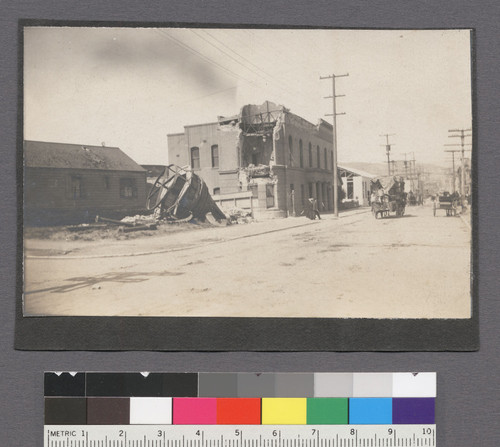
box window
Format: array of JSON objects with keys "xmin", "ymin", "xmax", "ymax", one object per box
[
  {"xmin": 308, "ymin": 182, "xmax": 313, "ymax": 199},
  {"xmin": 288, "ymin": 135, "xmax": 293, "ymax": 166},
  {"xmin": 347, "ymin": 177, "xmax": 354, "ymax": 199},
  {"xmin": 308, "ymin": 143, "xmax": 313, "ymax": 167},
  {"xmin": 317, "ymin": 145, "xmax": 321, "ymax": 168},
  {"xmin": 120, "ymin": 178, "xmax": 138, "ymax": 198},
  {"xmin": 70, "ymin": 176, "xmax": 82, "ymax": 199},
  {"xmin": 211, "ymin": 145, "xmax": 219, "ymax": 168},
  {"xmin": 266, "ymin": 184, "xmax": 275, "ymax": 208},
  {"xmin": 190, "ymin": 146, "xmax": 200, "ymax": 169},
  {"xmin": 249, "ymin": 184, "xmax": 258, "ymax": 198},
  {"xmin": 324, "ymin": 148, "xmax": 328, "ymax": 170},
  {"xmin": 301, "ymin": 184, "xmax": 305, "ymax": 206},
  {"xmin": 213, "ymin": 187, "xmax": 220, "ymax": 195},
  {"xmin": 299, "ymin": 140, "xmax": 303, "ymax": 168}
]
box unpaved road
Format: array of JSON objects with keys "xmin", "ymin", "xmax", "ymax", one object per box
[{"xmin": 23, "ymin": 205, "xmax": 471, "ymax": 318}]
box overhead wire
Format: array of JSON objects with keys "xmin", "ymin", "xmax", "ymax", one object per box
[{"xmin": 154, "ymin": 28, "xmax": 331, "ymax": 120}]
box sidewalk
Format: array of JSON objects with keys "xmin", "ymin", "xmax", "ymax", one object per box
[{"xmin": 24, "ymin": 207, "xmax": 370, "ymax": 259}]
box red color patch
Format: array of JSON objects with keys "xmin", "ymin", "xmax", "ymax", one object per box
[{"xmin": 217, "ymin": 398, "xmax": 261, "ymax": 424}]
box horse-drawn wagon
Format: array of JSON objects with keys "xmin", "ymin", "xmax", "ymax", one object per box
[
  {"xmin": 370, "ymin": 176, "xmax": 407, "ymax": 219},
  {"xmin": 433, "ymin": 192, "xmax": 460, "ymax": 217}
]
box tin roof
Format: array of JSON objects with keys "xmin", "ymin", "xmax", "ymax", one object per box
[
  {"xmin": 24, "ymin": 141, "xmax": 146, "ymax": 172},
  {"xmin": 338, "ymin": 164, "xmax": 376, "ymax": 179}
]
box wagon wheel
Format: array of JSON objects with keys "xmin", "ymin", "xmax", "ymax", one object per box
[{"xmin": 146, "ymin": 166, "xmax": 178, "ymax": 211}]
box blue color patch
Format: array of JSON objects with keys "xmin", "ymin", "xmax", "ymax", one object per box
[{"xmin": 349, "ymin": 398, "xmax": 392, "ymax": 424}]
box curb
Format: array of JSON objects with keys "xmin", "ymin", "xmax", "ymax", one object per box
[
  {"xmin": 26, "ymin": 209, "xmax": 370, "ymax": 260},
  {"xmin": 26, "ymin": 210, "xmax": 369, "ymax": 260}
]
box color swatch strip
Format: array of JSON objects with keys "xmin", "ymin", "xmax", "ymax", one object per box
[
  {"xmin": 44, "ymin": 372, "xmax": 436, "ymax": 398},
  {"xmin": 45, "ymin": 373, "xmax": 435, "ymax": 426},
  {"xmin": 45, "ymin": 397, "xmax": 435, "ymax": 425}
]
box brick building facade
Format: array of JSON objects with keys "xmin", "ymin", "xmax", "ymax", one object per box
[{"xmin": 167, "ymin": 101, "xmax": 339, "ymax": 218}]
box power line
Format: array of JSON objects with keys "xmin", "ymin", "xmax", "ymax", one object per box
[
  {"xmin": 447, "ymin": 128, "xmax": 472, "ymax": 198},
  {"xmin": 154, "ymin": 29, "xmax": 258, "ymax": 87},
  {"xmin": 167, "ymin": 29, "xmax": 317, "ymax": 117},
  {"xmin": 189, "ymin": 29, "xmax": 271, "ymax": 84}
]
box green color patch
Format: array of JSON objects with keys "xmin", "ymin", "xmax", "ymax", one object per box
[{"xmin": 306, "ymin": 398, "xmax": 348, "ymax": 424}]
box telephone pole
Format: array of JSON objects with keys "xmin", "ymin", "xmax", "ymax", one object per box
[
  {"xmin": 380, "ymin": 134, "xmax": 395, "ymax": 176},
  {"xmin": 444, "ymin": 149, "xmax": 459, "ymax": 193},
  {"xmin": 446, "ymin": 128, "xmax": 472, "ymax": 198},
  {"xmin": 320, "ymin": 72, "xmax": 349, "ymax": 218}
]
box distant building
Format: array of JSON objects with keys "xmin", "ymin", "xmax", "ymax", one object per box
[
  {"xmin": 167, "ymin": 101, "xmax": 340, "ymax": 218},
  {"xmin": 24, "ymin": 141, "xmax": 147, "ymax": 225},
  {"xmin": 337, "ymin": 164, "xmax": 375, "ymax": 207}
]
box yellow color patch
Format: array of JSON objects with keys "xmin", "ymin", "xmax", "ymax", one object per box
[{"xmin": 261, "ymin": 398, "xmax": 307, "ymax": 424}]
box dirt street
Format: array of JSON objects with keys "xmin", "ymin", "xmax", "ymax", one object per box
[{"xmin": 23, "ymin": 205, "xmax": 471, "ymax": 318}]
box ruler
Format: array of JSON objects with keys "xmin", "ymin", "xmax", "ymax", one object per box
[{"xmin": 44, "ymin": 425, "xmax": 436, "ymax": 447}]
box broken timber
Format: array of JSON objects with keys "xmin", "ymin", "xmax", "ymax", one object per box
[{"xmin": 146, "ymin": 165, "xmax": 227, "ymax": 222}]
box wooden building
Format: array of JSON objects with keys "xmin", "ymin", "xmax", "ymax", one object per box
[
  {"xmin": 337, "ymin": 164, "xmax": 376, "ymax": 207},
  {"xmin": 24, "ymin": 141, "xmax": 147, "ymax": 225}
]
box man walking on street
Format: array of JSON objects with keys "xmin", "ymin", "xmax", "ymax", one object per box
[{"xmin": 309, "ymin": 197, "xmax": 321, "ymax": 220}]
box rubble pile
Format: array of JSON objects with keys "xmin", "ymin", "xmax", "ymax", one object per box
[{"xmin": 225, "ymin": 207, "xmax": 253, "ymax": 224}]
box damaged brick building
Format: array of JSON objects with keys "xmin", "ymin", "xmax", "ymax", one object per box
[{"xmin": 167, "ymin": 101, "xmax": 339, "ymax": 218}]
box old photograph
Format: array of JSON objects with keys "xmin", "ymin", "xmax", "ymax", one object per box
[{"xmin": 22, "ymin": 26, "xmax": 473, "ymax": 319}]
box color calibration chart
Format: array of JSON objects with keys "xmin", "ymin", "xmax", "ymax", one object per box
[{"xmin": 44, "ymin": 372, "xmax": 436, "ymax": 447}]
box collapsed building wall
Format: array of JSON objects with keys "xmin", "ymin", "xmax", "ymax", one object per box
[{"xmin": 167, "ymin": 100, "xmax": 337, "ymax": 218}]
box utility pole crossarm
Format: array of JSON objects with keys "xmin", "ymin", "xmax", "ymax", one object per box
[
  {"xmin": 320, "ymin": 73, "xmax": 349, "ymax": 218},
  {"xmin": 445, "ymin": 128, "xmax": 472, "ymax": 198},
  {"xmin": 380, "ymin": 134, "xmax": 395, "ymax": 176}
]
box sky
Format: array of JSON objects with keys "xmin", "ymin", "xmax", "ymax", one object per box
[{"xmin": 24, "ymin": 27, "xmax": 472, "ymax": 166}]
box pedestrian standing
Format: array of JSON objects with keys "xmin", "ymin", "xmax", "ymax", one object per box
[{"xmin": 310, "ymin": 197, "xmax": 321, "ymax": 220}]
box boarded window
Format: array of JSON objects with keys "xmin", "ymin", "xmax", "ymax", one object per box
[
  {"xmin": 120, "ymin": 178, "xmax": 138, "ymax": 198},
  {"xmin": 317, "ymin": 145, "xmax": 321, "ymax": 168},
  {"xmin": 308, "ymin": 143, "xmax": 313, "ymax": 167},
  {"xmin": 190, "ymin": 146, "xmax": 200, "ymax": 169},
  {"xmin": 211, "ymin": 145, "xmax": 219, "ymax": 168}
]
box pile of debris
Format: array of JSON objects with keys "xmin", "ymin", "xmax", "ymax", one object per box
[
  {"xmin": 95, "ymin": 215, "xmax": 157, "ymax": 233},
  {"xmin": 225, "ymin": 207, "xmax": 253, "ymax": 225}
]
